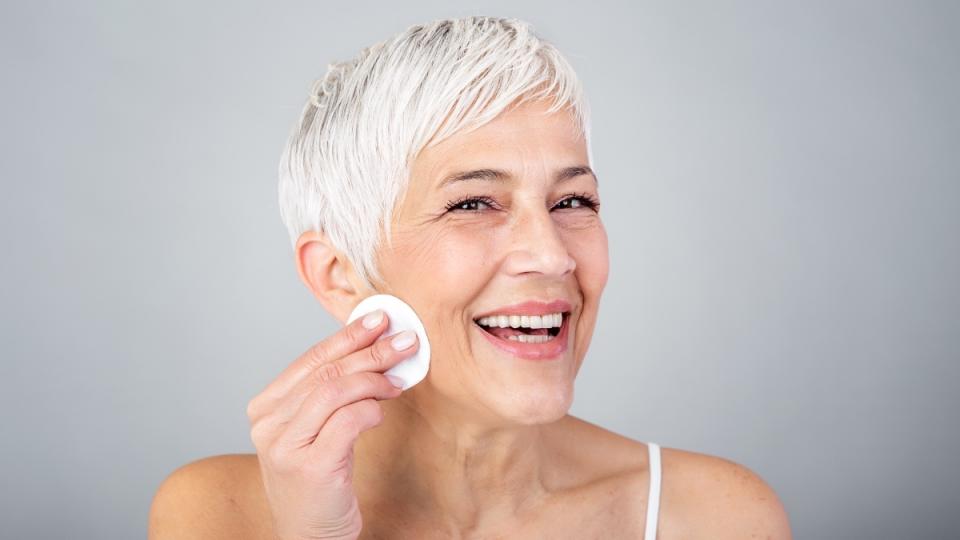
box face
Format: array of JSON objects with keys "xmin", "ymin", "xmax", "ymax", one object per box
[{"xmin": 370, "ymin": 98, "xmax": 609, "ymax": 426}]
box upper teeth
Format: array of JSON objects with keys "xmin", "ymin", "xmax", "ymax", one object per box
[{"xmin": 476, "ymin": 312, "xmax": 563, "ymax": 329}]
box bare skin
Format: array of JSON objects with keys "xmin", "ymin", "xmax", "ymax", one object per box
[{"xmin": 149, "ymin": 98, "xmax": 791, "ymax": 539}]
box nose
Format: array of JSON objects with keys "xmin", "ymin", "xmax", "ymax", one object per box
[{"xmin": 503, "ymin": 204, "xmax": 576, "ymax": 277}]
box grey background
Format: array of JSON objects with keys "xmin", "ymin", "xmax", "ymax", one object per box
[{"xmin": 2, "ymin": 1, "xmax": 957, "ymax": 539}]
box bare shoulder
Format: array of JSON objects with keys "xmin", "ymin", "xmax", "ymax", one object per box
[
  {"xmin": 557, "ymin": 417, "xmax": 791, "ymax": 539},
  {"xmin": 148, "ymin": 453, "xmax": 272, "ymax": 540},
  {"xmin": 659, "ymin": 446, "xmax": 793, "ymax": 539}
]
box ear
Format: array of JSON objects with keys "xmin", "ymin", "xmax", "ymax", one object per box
[{"xmin": 294, "ymin": 230, "xmax": 372, "ymax": 324}]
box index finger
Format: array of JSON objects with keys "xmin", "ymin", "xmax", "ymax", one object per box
[{"xmin": 260, "ymin": 310, "xmax": 388, "ymax": 401}]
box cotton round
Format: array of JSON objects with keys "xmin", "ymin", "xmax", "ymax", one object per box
[{"xmin": 346, "ymin": 294, "xmax": 431, "ymax": 391}]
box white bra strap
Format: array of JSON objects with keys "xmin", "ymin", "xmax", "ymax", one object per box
[{"xmin": 644, "ymin": 442, "xmax": 662, "ymax": 540}]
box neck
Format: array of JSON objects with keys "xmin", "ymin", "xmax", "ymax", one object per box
[{"xmin": 354, "ymin": 386, "xmax": 562, "ymax": 533}]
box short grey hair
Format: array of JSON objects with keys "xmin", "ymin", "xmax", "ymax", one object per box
[{"xmin": 278, "ymin": 15, "xmax": 592, "ymax": 290}]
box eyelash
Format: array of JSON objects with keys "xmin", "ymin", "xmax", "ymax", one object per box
[{"xmin": 444, "ymin": 193, "xmax": 600, "ymax": 213}]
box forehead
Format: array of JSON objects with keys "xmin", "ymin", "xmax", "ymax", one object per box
[{"xmin": 410, "ymin": 100, "xmax": 588, "ymax": 191}]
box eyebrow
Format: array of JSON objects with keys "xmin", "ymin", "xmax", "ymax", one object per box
[{"xmin": 437, "ymin": 165, "xmax": 598, "ymax": 189}]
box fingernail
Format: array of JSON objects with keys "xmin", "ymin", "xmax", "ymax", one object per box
[
  {"xmin": 362, "ymin": 309, "xmax": 384, "ymax": 329},
  {"xmin": 386, "ymin": 374, "xmax": 405, "ymax": 389},
  {"xmin": 391, "ymin": 330, "xmax": 416, "ymax": 350}
]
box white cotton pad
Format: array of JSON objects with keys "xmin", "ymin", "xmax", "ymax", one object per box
[{"xmin": 346, "ymin": 294, "xmax": 431, "ymax": 391}]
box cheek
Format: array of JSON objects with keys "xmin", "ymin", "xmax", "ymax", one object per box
[
  {"xmin": 567, "ymin": 224, "xmax": 608, "ymax": 367},
  {"xmin": 384, "ymin": 226, "xmax": 493, "ymax": 370},
  {"xmin": 381, "ymin": 224, "xmax": 494, "ymax": 302},
  {"xmin": 423, "ymin": 227, "xmax": 494, "ymax": 291},
  {"xmin": 565, "ymin": 221, "xmax": 610, "ymax": 294}
]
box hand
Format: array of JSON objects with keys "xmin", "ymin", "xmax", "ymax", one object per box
[{"xmin": 246, "ymin": 310, "xmax": 417, "ymax": 540}]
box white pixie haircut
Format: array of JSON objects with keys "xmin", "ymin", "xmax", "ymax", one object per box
[{"xmin": 278, "ymin": 15, "xmax": 592, "ymax": 290}]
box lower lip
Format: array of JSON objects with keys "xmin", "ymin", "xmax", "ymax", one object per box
[{"xmin": 473, "ymin": 313, "xmax": 571, "ymax": 361}]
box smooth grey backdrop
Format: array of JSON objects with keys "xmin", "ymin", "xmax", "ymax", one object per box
[{"xmin": 2, "ymin": 1, "xmax": 958, "ymax": 539}]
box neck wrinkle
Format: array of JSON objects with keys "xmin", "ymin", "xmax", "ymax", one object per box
[{"xmin": 354, "ymin": 389, "xmax": 557, "ymax": 534}]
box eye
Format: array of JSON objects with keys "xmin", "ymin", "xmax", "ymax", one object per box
[
  {"xmin": 444, "ymin": 196, "xmax": 497, "ymax": 212},
  {"xmin": 555, "ymin": 193, "xmax": 600, "ymax": 211},
  {"xmin": 444, "ymin": 193, "xmax": 601, "ymax": 214}
]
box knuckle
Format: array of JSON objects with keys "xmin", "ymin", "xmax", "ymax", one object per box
[
  {"xmin": 331, "ymin": 403, "xmax": 366, "ymax": 433},
  {"xmin": 314, "ymin": 380, "xmax": 345, "ymax": 405},
  {"xmin": 312, "ymin": 360, "xmax": 343, "ymax": 384},
  {"xmin": 345, "ymin": 320, "xmax": 366, "ymax": 342},
  {"xmin": 265, "ymin": 443, "xmax": 290, "ymax": 469},
  {"xmin": 360, "ymin": 371, "xmax": 386, "ymax": 391},
  {"xmin": 248, "ymin": 420, "xmax": 273, "ymax": 445},
  {"xmin": 368, "ymin": 340, "xmax": 393, "ymax": 369},
  {"xmin": 305, "ymin": 341, "xmax": 330, "ymax": 368},
  {"xmin": 245, "ymin": 393, "xmax": 269, "ymax": 421},
  {"xmin": 245, "ymin": 398, "xmax": 259, "ymax": 420}
]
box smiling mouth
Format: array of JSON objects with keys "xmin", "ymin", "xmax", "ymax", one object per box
[{"xmin": 473, "ymin": 312, "xmax": 568, "ymax": 343}]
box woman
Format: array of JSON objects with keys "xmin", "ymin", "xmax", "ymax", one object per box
[{"xmin": 149, "ymin": 16, "xmax": 791, "ymax": 539}]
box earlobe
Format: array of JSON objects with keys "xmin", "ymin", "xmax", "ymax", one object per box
[{"xmin": 294, "ymin": 230, "xmax": 361, "ymax": 323}]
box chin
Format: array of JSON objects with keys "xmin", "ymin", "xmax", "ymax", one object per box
[{"xmin": 495, "ymin": 382, "xmax": 574, "ymax": 426}]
